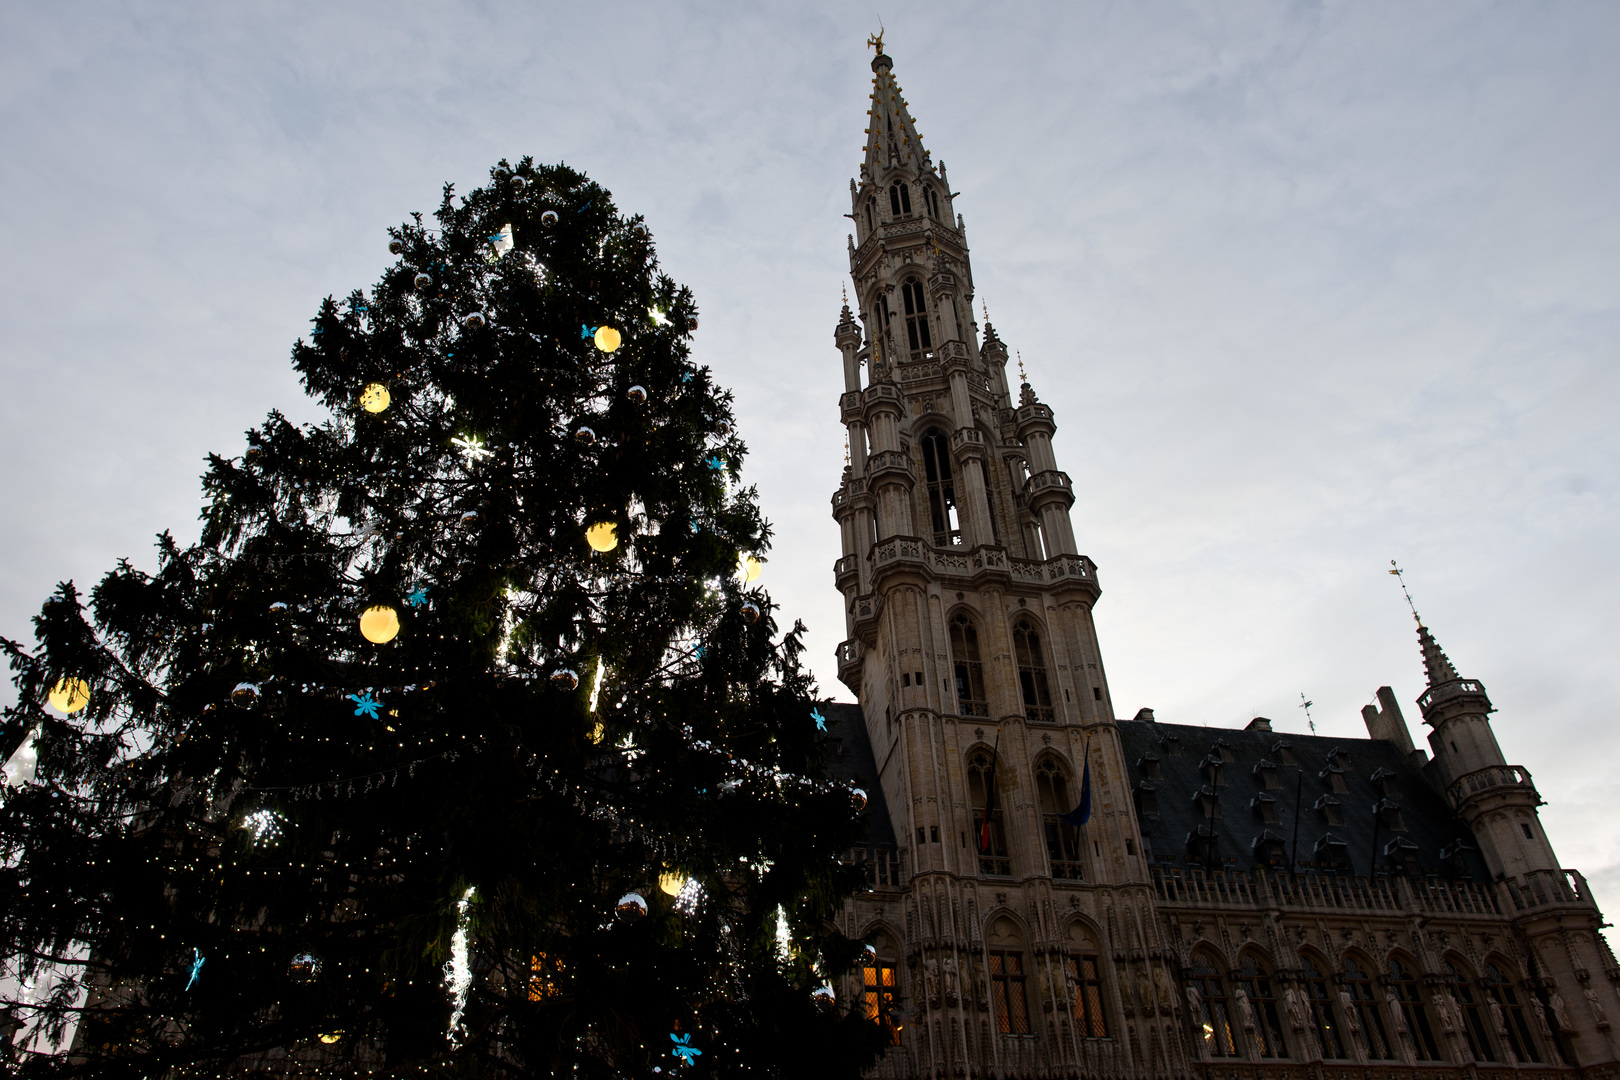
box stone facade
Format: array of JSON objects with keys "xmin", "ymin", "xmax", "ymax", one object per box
[{"xmin": 827, "ymin": 43, "xmax": 1620, "ymax": 1080}]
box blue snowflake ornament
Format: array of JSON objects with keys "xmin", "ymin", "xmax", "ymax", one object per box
[
  {"xmin": 405, "ymin": 587, "xmax": 429, "ymax": 608},
  {"xmin": 349, "ymin": 691, "xmax": 382, "ymax": 719},
  {"xmin": 812, "ymin": 707, "xmax": 827, "ymax": 732},
  {"xmin": 581, "ymin": 324, "xmax": 596, "ymax": 339},
  {"xmin": 706, "ymin": 456, "xmax": 724, "ymax": 471},
  {"xmin": 185, "ymin": 948, "xmax": 205, "ymax": 990},
  {"xmin": 670, "ymin": 1033, "xmax": 701, "ymax": 1066}
]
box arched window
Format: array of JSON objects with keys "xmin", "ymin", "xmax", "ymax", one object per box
[
  {"xmin": 967, "ymin": 749, "xmax": 1008, "ymax": 875},
  {"xmin": 1483, "ymin": 962, "xmax": 1540, "ymax": 1063},
  {"xmin": 920, "ymin": 429, "xmax": 960, "ymax": 546},
  {"xmin": 865, "ymin": 200, "xmax": 875, "ymax": 233},
  {"xmin": 989, "ymin": 950, "xmax": 1029, "ymax": 1034},
  {"xmin": 1300, "ymin": 955, "xmax": 1345, "ymax": 1059},
  {"xmin": 901, "ymin": 277, "xmax": 932, "ymax": 352},
  {"xmin": 871, "ymin": 296, "xmax": 891, "ymax": 342},
  {"xmin": 1388, "ymin": 957, "xmax": 1440, "ymax": 1061},
  {"xmin": 1235, "ymin": 955, "xmax": 1289, "ymax": 1058},
  {"xmin": 889, "ymin": 181, "xmax": 912, "ymax": 216},
  {"xmin": 1343, "ymin": 957, "xmax": 1393, "ymax": 1059},
  {"xmin": 864, "ymin": 931, "xmax": 901, "ymax": 1045},
  {"xmin": 1066, "ymin": 951, "xmax": 1107, "ymax": 1038},
  {"xmin": 1012, "ymin": 619, "xmax": 1055, "ymax": 722},
  {"xmin": 1035, "ymin": 758, "xmax": 1082, "ymax": 879},
  {"xmin": 1445, "ymin": 960, "xmax": 1496, "ymax": 1061},
  {"xmin": 1187, "ymin": 953, "xmax": 1238, "ymax": 1057},
  {"xmin": 949, "ymin": 613, "xmax": 987, "ymax": 716},
  {"xmin": 924, "ymin": 185, "xmax": 941, "ymax": 219}
]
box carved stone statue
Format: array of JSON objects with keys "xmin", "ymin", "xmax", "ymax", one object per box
[
  {"xmin": 1550, "ymin": 991, "xmax": 1573, "ymax": 1033},
  {"xmin": 1489, "ymin": 997, "xmax": 1508, "ymax": 1038},
  {"xmin": 1433, "ymin": 992, "xmax": 1459, "ymax": 1035},
  {"xmin": 1585, "ymin": 986, "xmax": 1610, "ymax": 1029},
  {"xmin": 1136, "ymin": 974, "xmax": 1154, "ymax": 1014},
  {"xmin": 1283, "ymin": 986, "xmax": 1309, "ymax": 1032},
  {"xmin": 942, "ymin": 956, "xmax": 961, "ymax": 1001},
  {"xmin": 1530, "ymin": 997, "xmax": 1552, "ymax": 1039},
  {"xmin": 1186, "ymin": 984, "xmax": 1204, "ymax": 1023},
  {"xmin": 924, "ymin": 958, "xmax": 940, "ymax": 1001},
  {"xmin": 1233, "ymin": 986, "xmax": 1257, "ymax": 1033},
  {"xmin": 1339, "ymin": 989, "xmax": 1362, "ymax": 1033},
  {"xmin": 1386, "ymin": 988, "xmax": 1410, "ymax": 1039}
]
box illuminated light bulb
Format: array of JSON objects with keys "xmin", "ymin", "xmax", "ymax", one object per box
[
  {"xmin": 736, "ymin": 555, "xmax": 762, "ymax": 583},
  {"xmin": 359, "ymin": 605, "xmax": 400, "ymax": 644},
  {"xmin": 593, "ymin": 326, "xmax": 621, "ymax": 353},
  {"xmin": 47, "ymin": 679, "xmax": 90, "ymax": 714},
  {"xmin": 359, "ymin": 383, "xmax": 391, "ymax": 413},
  {"xmin": 585, "ymin": 522, "xmax": 618, "ymax": 552}
]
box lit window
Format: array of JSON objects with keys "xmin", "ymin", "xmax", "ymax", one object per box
[
  {"xmin": 1186, "ymin": 955, "xmax": 1237, "ymax": 1057},
  {"xmin": 989, "ymin": 950, "xmax": 1029, "ymax": 1034},
  {"xmin": 1067, "ymin": 953, "xmax": 1108, "ymax": 1037}
]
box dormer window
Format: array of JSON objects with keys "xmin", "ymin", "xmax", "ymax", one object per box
[
  {"xmin": 1376, "ymin": 798, "xmax": 1407, "ymax": 832},
  {"xmin": 1384, "ymin": 836, "xmax": 1421, "ymax": 875},
  {"xmin": 1252, "ymin": 830, "xmax": 1287, "ymax": 867},
  {"xmin": 1253, "ymin": 760, "xmax": 1281, "ymax": 790},
  {"xmin": 1370, "ymin": 767, "xmax": 1398, "ymax": 798},
  {"xmin": 1270, "ymin": 740, "xmax": 1296, "ymax": 766},
  {"xmin": 1320, "ymin": 767, "xmax": 1348, "ymax": 794},
  {"xmin": 1194, "ymin": 786, "xmax": 1222, "ymax": 820},
  {"xmin": 1160, "ymin": 734, "xmax": 1182, "ymax": 758},
  {"xmin": 1137, "ymin": 754, "xmax": 1162, "ymax": 781},
  {"xmin": 889, "ymin": 181, "xmax": 912, "ymax": 216},
  {"xmin": 1210, "ymin": 740, "xmax": 1236, "ymax": 764},
  {"xmin": 1200, "ymin": 755, "xmax": 1225, "ymax": 787},
  {"xmin": 1251, "ymin": 792, "xmax": 1280, "ymax": 825},
  {"xmin": 1314, "ymin": 794, "xmax": 1344, "ymax": 827},
  {"xmin": 1134, "ymin": 781, "xmax": 1158, "ymax": 818},
  {"xmin": 1313, "ymin": 833, "xmax": 1349, "ymax": 870}
]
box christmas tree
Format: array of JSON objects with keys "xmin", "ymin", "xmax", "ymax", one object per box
[{"xmin": 0, "ymin": 161, "xmax": 885, "ymax": 1078}]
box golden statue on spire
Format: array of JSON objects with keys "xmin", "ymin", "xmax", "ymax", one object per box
[{"xmin": 867, "ymin": 28, "xmax": 885, "ymax": 54}]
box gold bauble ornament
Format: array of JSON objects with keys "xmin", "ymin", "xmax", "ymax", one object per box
[
  {"xmin": 593, "ymin": 326, "xmax": 621, "ymax": 353},
  {"xmin": 658, "ymin": 871, "xmax": 688, "ymax": 897},
  {"xmin": 359, "ymin": 383, "xmax": 391, "ymax": 413},
  {"xmin": 359, "ymin": 605, "xmax": 400, "ymax": 644},
  {"xmin": 736, "ymin": 555, "xmax": 763, "ymax": 583},
  {"xmin": 47, "ymin": 678, "xmax": 90, "ymax": 714},
  {"xmin": 585, "ymin": 522, "xmax": 619, "ymax": 552}
]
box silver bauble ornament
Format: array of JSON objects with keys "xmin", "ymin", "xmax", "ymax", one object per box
[
  {"xmin": 627, "ymin": 385, "xmax": 647, "ymax": 405},
  {"xmin": 231, "ymin": 682, "xmax": 261, "ymax": 709},
  {"xmin": 551, "ymin": 668, "xmax": 580, "ymax": 691},
  {"xmin": 616, "ymin": 892, "xmax": 648, "ymax": 922}
]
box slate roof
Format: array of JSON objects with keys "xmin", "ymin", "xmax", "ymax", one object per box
[
  {"xmin": 822, "ymin": 702, "xmax": 897, "ymax": 849},
  {"xmin": 1116, "ymin": 717, "xmax": 1491, "ymax": 882}
]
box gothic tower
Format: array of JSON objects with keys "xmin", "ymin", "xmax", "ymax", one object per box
[{"xmin": 830, "ymin": 40, "xmax": 1185, "ymax": 1076}]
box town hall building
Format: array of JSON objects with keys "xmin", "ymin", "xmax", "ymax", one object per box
[{"xmin": 826, "ymin": 38, "xmax": 1620, "ymax": 1080}]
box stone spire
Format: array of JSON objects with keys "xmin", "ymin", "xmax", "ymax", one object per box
[
  {"xmin": 1415, "ymin": 623, "xmax": 1461, "ymax": 687},
  {"xmin": 863, "ymin": 39, "xmax": 930, "ymax": 176}
]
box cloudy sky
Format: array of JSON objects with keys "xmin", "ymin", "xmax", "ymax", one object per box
[{"xmin": 3, "ymin": 2, "xmax": 1618, "ymax": 910}]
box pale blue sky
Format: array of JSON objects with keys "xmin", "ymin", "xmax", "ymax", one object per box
[{"xmin": 3, "ymin": 2, "xmax": 1618, "ymax": 908}]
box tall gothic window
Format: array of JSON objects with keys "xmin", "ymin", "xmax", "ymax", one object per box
[
  {"xmin": 1235, "ymin": 955, "xmax": 1289, "ymax": 1058},
  {"xmin": 1012, "ymin": 619, "xmax": 1055, "ymax": 722},
  {"xmin": 967, "ymin": 749, "xmax": 1009, "ymax": 875},
  {"xmin": 924, "ymin": 184, "xmax": 941, "ymax": 219},
  {"xmin": 1343, "ymin": 958, "xmax": 1393, "ymax": 1059},
  {"xmin": 1186, "ymin": 954, "xmax": 1238, "ymax": 1057},
  {"xmin": 920, "ymin": 428, "xmax": 960, "ymax": 545},
  {"xmin": 889, "ymin": 180, "xmax": 912, "ymax": 216},
  {"xmin": 864, "ymin": 956, "xmax": 901, "ymax": 1045},
  {"xmin": 1035, "ymin": 758, "xmax": 1082, "ymax": 879},
  {"xmin": 901, "ymin": 277, "xmax": 932, "ymax": 352},
  {"xmin": 988, "ymin": 950, "xmax": 1029, "ymax": 1034},
  {"xmin": 1483, "ymin": 962, "xmax": 1540, "ymax": 1063},
  {"xmin": 1447, "ymin": 960, "xmax": 1496, "ymax": 1061},
  {"xmin": 865, "ymin": 200, "xmax": 875, "ymax": 233},
  {"xmin": 1388, "ymin": 957, "xmax": 1440, "ymax": 1061},
  {"xmin": 1300, "ymin": 955, "xmax": 1345, "ymax": 1059},
  {"xmin": 949, "ymin": 613, "xmax": 987, "ymax": 716},
  {"xmin": 1066, "ymin": 953, "xmax": 1107, "ymax": 1037}
]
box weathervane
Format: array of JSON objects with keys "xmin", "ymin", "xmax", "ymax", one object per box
[
  {"xmin": 1388, "ymin": 560, "xmax": 1422, "ymax": 626},
  {"xmin": 1017, "ymin": 350, "xmax": 1027, "ymax": 383},
  {"xmin": 1298, "ymin": 692, "xmax": 1316, "ymax": 735}
]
